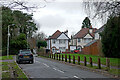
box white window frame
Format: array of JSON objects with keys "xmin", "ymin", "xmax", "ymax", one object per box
[{"xmin": 59, "ymin": 39, "xmax": 65, "ymax": 44}]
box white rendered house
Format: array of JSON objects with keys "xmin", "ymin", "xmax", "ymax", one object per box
[{"xmin": 46, "ymin": 30, "xmax": 69, "ymax": 54}]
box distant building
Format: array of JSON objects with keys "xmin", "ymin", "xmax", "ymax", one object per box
[
  {"xmin": 94, "ymin": 25, "xmax": 105, "ymax": 40},
  {"xmin": 46, "ymin": 30, "xmax": 70, "ymax": 54},
  {"xmin": 70, "ymin": 26, "xmax": 97, "ymax": 51}
]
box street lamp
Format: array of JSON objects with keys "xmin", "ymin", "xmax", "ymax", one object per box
[{"xmin": 7, "ymin": 24, "xmax": 15, "ymax": 57}]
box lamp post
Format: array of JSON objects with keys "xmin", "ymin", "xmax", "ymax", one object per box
[
  {"xmin": 7, "ymin": 25, "xmax": 10, "ymax": 57},
  {"xmin": 7, "ymin": 24, "xmax": 15, "ymax": 57}
]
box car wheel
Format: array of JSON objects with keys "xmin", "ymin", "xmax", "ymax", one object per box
[
  {"xmin": 17, "ymin": 61, "xmax": 20, "ymax": 64},
  {"xmin": 31, "ymin": 60, "xmax": 34, "ymax": 64}
]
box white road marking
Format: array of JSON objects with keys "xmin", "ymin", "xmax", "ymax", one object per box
[
  {"xmin": 42, "ymin": 63, "xmax": 49, "ymax": 67},
  {"xmin": 74, "ymin": 76, "xmax": 79, "ymax": 78},
  {"xmin": 36, "ymin": 61, "xmax": 41, "ymax": 63},
  {"xmin": 53, "ymin": 68, "xmax": 57, "ymax": 70},
  {"xmin": 53, "ymin": 68, "xmax": 64, "ymax": 73},
  {"xmin": 57, "ymin": 69, "xmax": 64, "ymax": 73}
]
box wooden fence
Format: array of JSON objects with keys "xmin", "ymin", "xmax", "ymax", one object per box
[{"xmin": 48, "ymin": 54, "xmax": 110, "ymax": 70}]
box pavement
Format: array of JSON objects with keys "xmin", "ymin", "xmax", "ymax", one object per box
[{"xmin": 17, "ymin": 56, "xmax": 119, "ymax": 79}]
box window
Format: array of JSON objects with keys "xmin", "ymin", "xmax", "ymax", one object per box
[
  {"xmin": 78, "ymin": 39, "xmax": 80, "ymax": 42},
  {"xmin": 59, "ymin": 47, "xmax": 66, "ymax": 51},
  {"xmin": 52, "ymin": 40, "xmax": 56, "ymax": 44},
  {"xmin": 59, "ymin": 40, "xmax": 65, "ymax": 44}
]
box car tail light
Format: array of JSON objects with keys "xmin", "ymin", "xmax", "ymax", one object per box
[
  {"xmin": 19, "ymin": 54, "xmax": 23, "ymax": 58},
  {"xmin": 30, "ymin": 54, "xmax": 33, "ymax": 57}
]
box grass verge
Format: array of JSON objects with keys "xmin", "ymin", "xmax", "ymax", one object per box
[
  {"xmin": 0, "ymin": 55, "xmax": 14, "ymax": 60},
  {"xmin": 59, "ymin": 53, "xmax": 120, "ymax": 67}
]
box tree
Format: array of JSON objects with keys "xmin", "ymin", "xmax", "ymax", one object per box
[
  {"xmin": 84, "ymin": 1, "xmax": 120, "ymax": 20},
  {"xmin": 82, "ymin": 17, "xmax": 91, "ymax": 28},
  {"xmin": 9, "ymin": 33, "xmax": 28, "ymax": 55},
  {"xmin": 1, "ymin": 0, "xmax": 46, "ymax": 11},
  {"xmin": 101, "ymin": 15, "xmax": 120, "ymax": 58},
  {"xmin": 2, "ymin": 6, "xmax": 38, "ymax": 55},
  {"xmin": 37, "ymin": 40, "xmax": 47, "ymax": 48}
]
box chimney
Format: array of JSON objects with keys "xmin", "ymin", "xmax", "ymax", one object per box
[
  {"xmin": 64, "ymin": 30, "xmax": 68, "ymax": 36},
  {"xmin": 89, "ymin": 26, "xmax": 93, "ymax": 33}
]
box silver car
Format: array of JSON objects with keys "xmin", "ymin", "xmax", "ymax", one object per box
[{"xmin": 16, "ymin": 49, "xmax": 34, "ymax": 64}]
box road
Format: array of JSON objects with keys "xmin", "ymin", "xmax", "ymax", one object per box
[{"xmin": 18, "ymin": 56, "xmax": 113, "ymax": 79}]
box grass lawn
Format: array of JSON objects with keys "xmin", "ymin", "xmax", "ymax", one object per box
[
  {"xmin": 0, "ymin": 55, "xmax": 14, "ymax": 60},
  {"xmin": 59, "ymin": 53, "xmax": 120, "ymax": 67}
]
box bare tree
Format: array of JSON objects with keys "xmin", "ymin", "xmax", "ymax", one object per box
[
  {"xmin": 1, "ymin": 0, "xmax": 47, "ymax": 11},
  {"xmin": 83, "ymin": 1, "xmax": 120, "ymax": 22}
]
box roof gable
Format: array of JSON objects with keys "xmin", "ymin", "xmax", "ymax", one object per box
[
  {"xmin": 49, "ymin": 30, "xmax": 61, "ymax": 39},
  {"xmin": 84, "ymin": 33, "xmax": 93, "ymax": 38},
  {"xmin": 73, "ymin": 28, "xmax": 97, "ymax": 39},
  {"xmin": 57, "ymin": 32, "xmax": 69, "ymax": 39}
]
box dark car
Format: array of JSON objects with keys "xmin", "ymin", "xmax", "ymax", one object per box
[{"xmin": 16, "ymin": 49, "xmax": 34, "ymax": 64}]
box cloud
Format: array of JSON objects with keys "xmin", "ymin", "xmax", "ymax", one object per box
[
  {"xmin": 32, "ymin": 2, "xmax": 102, "ymax": 37},
  {"xmin": 38, "ymin": 14, "xmax": 65, "ymax": 28}
]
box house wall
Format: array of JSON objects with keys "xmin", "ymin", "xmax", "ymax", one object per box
[
  {"xmin": 70, "ymin": 45, "xmax": 76, "ymax": 51},
  {"xmin": 47, "ymin": 40, "xmax": 51, "ymax": 49},
  {"xmin": 73, "ymin": 39, "xmax": 77, "ymax": 45},
  {"xmin": 95, "ymin": 33, "xmax": 99, "ymax": 40},
  {"xmin": 76, "ymin": 34, "xmax": 93, "ymax": 48}
]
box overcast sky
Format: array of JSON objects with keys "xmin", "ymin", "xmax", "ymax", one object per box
[
  {"xmin": 32, "ymin": 1, "xmax": 103, "ymax": 37},
  {"xmin": 1, "ymin": 0, "xmax": 103, "ymax": 37}
]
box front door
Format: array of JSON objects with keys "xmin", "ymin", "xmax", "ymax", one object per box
[{"xmin": 52, "ymin": 48, "xmax": 55, "ymax": 54}]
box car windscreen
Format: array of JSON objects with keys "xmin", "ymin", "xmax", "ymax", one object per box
[{"xmin": 20, "ymin": 50, "xmax": 31, "ymax": 54}]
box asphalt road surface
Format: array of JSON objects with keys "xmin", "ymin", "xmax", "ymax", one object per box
[{"xmin": 18, "ymin": 56, "xmax": 116, "ymax": 80}]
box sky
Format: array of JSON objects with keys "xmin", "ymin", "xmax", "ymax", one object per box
[
  {"xmin": 32, "ymin": 1, "xmax": 103, "ymax": 37},
  {"xmin": 1, "ymin": 0, "xmax": 103, "ymax": 38}
]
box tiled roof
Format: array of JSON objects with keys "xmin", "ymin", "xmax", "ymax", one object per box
[
  {"xmin": 49, "ymin": 30, "xmax": 62, "ymax": 39},
  {"xmin": 95, "ymin": 25, "xmax": 105, "ymax": 33},
  {"xmin": 73, "ymin": 28, "xmax": 97, "ymax": 39}
]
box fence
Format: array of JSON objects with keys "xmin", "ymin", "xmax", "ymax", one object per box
[{"xmin": 48, "ymin": 54, "xmax": 110, "ymax": 70}]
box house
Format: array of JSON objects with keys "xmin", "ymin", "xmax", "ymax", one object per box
[
  {"xmin": 94, "ymin": 25, "xmax": 105, "ymax": 40},
  {"xmin": 70, "ymin": 26, "xmax": 97, "ymax": 50},
  {"xmin": 82, "ymin": 39, "xmax": 100, "ymax": 55},
  {"xmin": 82, "ymin": 25, "xmax": 105, "ymax": 56},
  {"xmin": 46, "ymin": 30, "xmax": 70, "ymax": 54}
]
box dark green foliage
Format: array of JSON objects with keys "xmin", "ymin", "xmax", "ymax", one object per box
[
  {"xmin": 101, "ymin": 16, "xmax": 120, "ymax": 58},
  {"xmin": 37, "ymin": 40, "xmax": 47, "ymax": 48},
  {"xmin": 9, "ymin": 33, "xmax": 28, "ymax": 55},
  {"xmin": 82, "ymin": 17, "xmax": 91, "ymax": 28},
  {"xmin": 2, "ymin": 6, "xmax": 37, "ymax": 55}
]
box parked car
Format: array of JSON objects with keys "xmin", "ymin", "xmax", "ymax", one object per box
[
  {"xmin": 74, "ymin": 49, "xmax": 79, "ymax": 53},
  {"xmin": 16, "ymin": 49, "xmax": 34, "ymax": 64}
]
